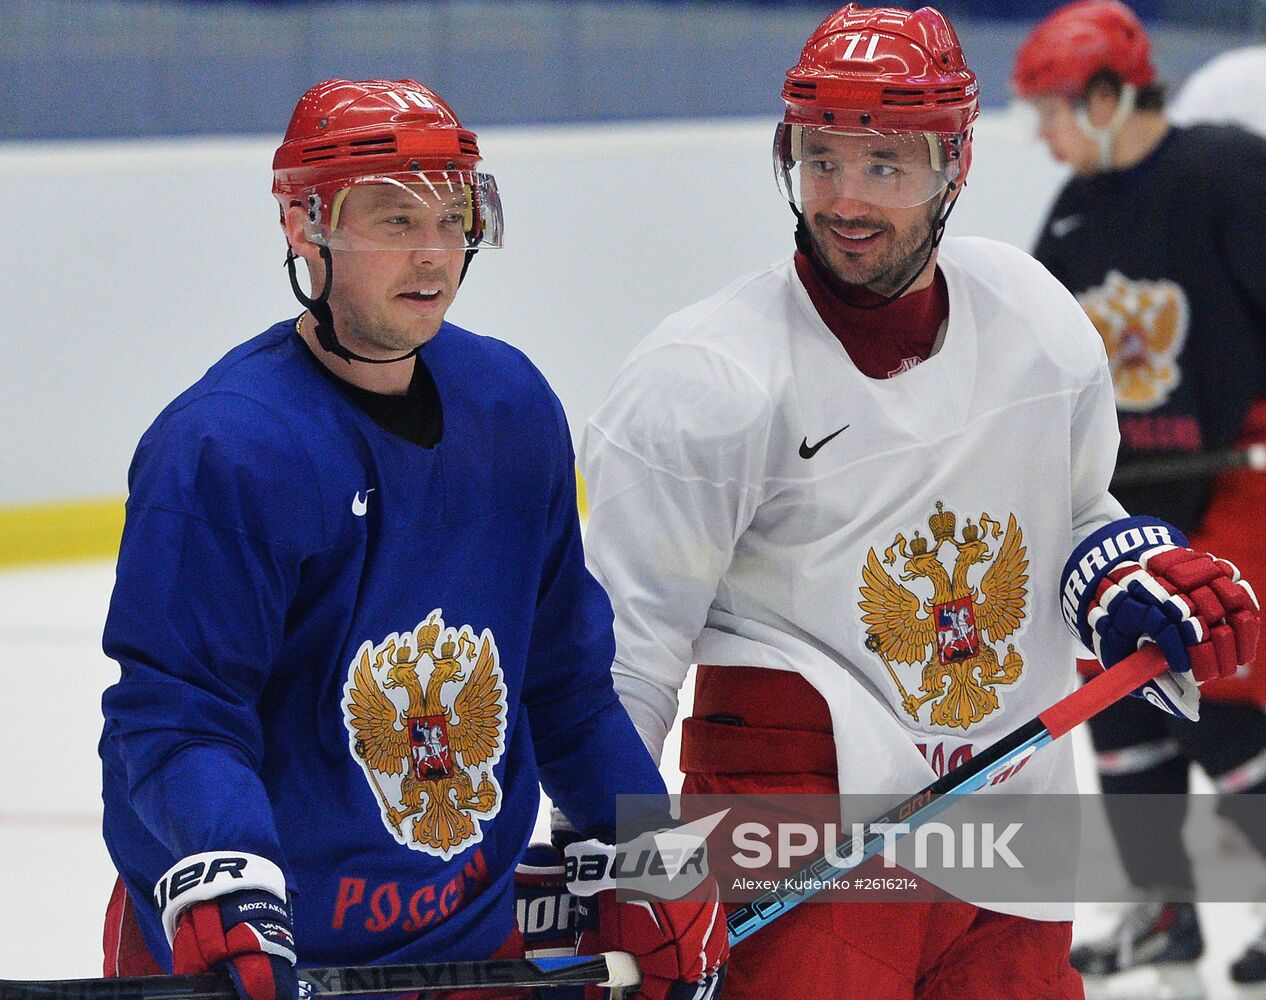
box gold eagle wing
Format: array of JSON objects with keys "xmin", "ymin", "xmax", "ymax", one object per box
[
  {"xmin": 449, "ymin": 634, "xmax": 506, "ymax": 769},
  {"xmin": 859, "ymin": 549, "xmax": 936, "ymax": 663},
  {"xmin": 345, "ymin": 648, "xmax": 410, "ymax": 775},
  {"xmin": 975, "ymin": 514, "xmax": 1029, "ymax": 645},
  {"xmin": 1143, "ymin": 285, "xmax": 1183, "ymax": 356}
]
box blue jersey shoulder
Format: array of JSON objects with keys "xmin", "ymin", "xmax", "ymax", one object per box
[
  {"xmin": 127, "ymin": 321, "xmax": 331, "ymax": 551},
  {"xmin": 424, "ymin": 321, "xmax": 571, "ymax": 442}
]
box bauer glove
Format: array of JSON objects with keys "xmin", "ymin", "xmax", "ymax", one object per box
[
  {"xmin": 155, "ymin": 852, "xmax": 299, "ymax": 1000},
  {"xmin": 565, "ymin": 836, "xmax": 727, "ymax": 1000}
]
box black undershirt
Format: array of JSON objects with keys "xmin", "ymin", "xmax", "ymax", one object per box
[{"xmin": 298, "ymin": 327, "xmax": 443, "ymax": 448}]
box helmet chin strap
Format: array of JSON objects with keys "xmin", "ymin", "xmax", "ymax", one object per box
[
  {"xmin": 284, "ymin": 244, "xmax": 479, "ymax": 365},
  {"xmin": 285, "ymin": 245, "xmax": 414, "ymax": 365},
  {"xmin": 1076, "ymin": 83, "xmax": 1137, "ymax": 170},
  {"xmin": 793, "ymin": 183, "xmax": 960, "ymax": 310}
]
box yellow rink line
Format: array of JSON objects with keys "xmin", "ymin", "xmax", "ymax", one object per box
[
  {"xmin": 1, "ymin": 470, "xmax": 590, "ymax": 569},
  {"xmin": 0, "ymin": 497, "xmax": 126, "ymax": 568}
]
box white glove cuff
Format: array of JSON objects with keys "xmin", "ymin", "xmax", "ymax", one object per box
[
  {"xmin": 564, "ymin": 839, "xmax": 620, "ymax": 897},
  {"xmin": 154, "ymin": 851, "xmax": 287, "ymax": 947}
]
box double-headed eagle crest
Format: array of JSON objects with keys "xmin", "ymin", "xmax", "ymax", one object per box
[
  {"xmin": 342, "ymin": 611, "xmax": 508, "ymax": 860},
  {"xmin": 859, "ymin": 502, "xmax": 1029, "ymax": 730},
  {"xmin": 1078, "ymin": 271, "xmax": 1189, "ymax": 413}
]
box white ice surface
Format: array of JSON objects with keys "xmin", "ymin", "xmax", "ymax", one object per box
[{"xmin": 0, "ymin": 562, "xmax": 1260, "ymax": 996}]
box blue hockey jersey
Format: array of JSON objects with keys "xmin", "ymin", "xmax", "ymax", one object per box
[{"xmin": 100, "ymin": 319, "xmax": 666, "ymax": 969}]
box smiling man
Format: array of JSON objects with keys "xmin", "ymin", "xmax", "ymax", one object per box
[
  {"xmin": 578, "ymin": 5, "xmax": 1258, "ymax": 999},
  {"xmin": 792, "ymin": 129, "xmax": 952, "ymax": 297},
  {"xmin": 97, "ymin": 79, "xmax": 726, "ymax": 1000}
]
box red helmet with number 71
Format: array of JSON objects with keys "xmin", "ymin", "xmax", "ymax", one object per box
[
  {"xmin": 776, "ymin": 4, "xmax": 979, "ymax": 214},
  {"xmin": 271, "ymin": 79, "xmax": 504, "ymax": 253}
]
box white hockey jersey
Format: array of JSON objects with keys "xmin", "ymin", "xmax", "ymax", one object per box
[{"xmin": 581, "ymin": 237, "xmax": 1128, "ymax": 918}]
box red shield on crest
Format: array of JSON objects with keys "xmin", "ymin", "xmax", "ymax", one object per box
[
  {"xmin": 409, "ymin": 714, "xmax": 454, "ymax": 779},
  {"xmin": 935, "ymin": 596, "xmax": 980, "ymax": 664}
]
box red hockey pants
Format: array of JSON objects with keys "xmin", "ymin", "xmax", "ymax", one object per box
[{"xmin": 682, "ymin": 665, "xmax": 1085, "ymax": 1000}]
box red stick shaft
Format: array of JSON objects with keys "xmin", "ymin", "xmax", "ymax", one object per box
[{"xmin": 1039, "ymin": 644, "xmax": 1168, "ymax": 740}]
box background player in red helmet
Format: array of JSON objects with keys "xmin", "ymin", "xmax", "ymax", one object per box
[
  {"xmin": 578, "ymin": 3, "xmax": 1259, "ymax": 998},
  {"xmin": 98, "ymin": 78, "xmax": 726, "ymax": 1000},
  {"xmin": 1015, "ymin": 3, "xmax": 1266, "ymax": 993}
]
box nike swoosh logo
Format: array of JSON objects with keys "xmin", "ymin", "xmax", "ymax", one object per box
[
  {"xmin": 352, "ymin": 488, "xmax": 375, "ymax": 517},
  {"xmin": 798, "ymin": 424, "xmax": 850, "ymax": 459},
  {"xmin": 1050, "ymin": 214, "xmax": 1082, "ymax": 239}
]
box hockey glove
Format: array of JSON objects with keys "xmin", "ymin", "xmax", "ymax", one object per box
[
  {"xmin": 155, "ymin": 852, "xmax": 299, "ymax": 1000},
  {"xmin": 1061, "ymin": 517, "xmax": 1260, "ymax": 720},
  {"xmin": 515, "ymin": 843, "xmax": 581, "ymax": 961},
  {"xmin": 565, "ymin": 837, "xmax": 728, "ymax": 1000}
]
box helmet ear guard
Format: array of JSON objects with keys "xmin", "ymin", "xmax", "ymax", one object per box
[{"xmin": 956, "ymin": 128, "xmax": 972, "ymax": 186}]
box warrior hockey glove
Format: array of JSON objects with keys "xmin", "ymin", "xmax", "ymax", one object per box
[
  {"xmin": 1061, "ymin": 517, "xmax": 1260, "ymax": 721},
  {"xmin": 155, "ymin": 852, "xmax": 299, "ymax": 1000},
  {"xmin": 565, "ymin": 837, "xmax": 727, "ymax": 1000}
]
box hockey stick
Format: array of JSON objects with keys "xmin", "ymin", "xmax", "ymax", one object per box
[
  {"xmin": 726, "ymin": 643, "xmax": 1168, "ymax": 944},
  {"xmin": 1110, "ymin": 443, "xmax": 1266, "ymax": 488},
  {"xmin": 0, "ymin": 953, "xmax": 641, "ymax": 1000},
  {"xmin": 0, "ymin": 649, "xmax": 1166, "ymax": 999}
]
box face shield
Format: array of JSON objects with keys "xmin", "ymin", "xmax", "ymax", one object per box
[
  {"xmin": 774, "ymin": 124, "xmax": 964, "ymax": 212},
  {"xmin": 301, "ymin": 169, "xmax": 504, "ymax": 252}
]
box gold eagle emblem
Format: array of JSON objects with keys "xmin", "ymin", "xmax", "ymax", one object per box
[
  {"xmin": 1077, "ymin": 271, "xmax": 1189, "ymax": 413},
  {"xmin": 342, "ymin": 611, "xmax": 508, "ymax": 859},
  {"xmin": 859, "ymin": 502, "xmax": 1029, "ymax": 730}
]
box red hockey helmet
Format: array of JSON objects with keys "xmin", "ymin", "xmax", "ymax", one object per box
[
  {"xmin": 783, "ymin": 4, "xmax": 979, "ymax": 135},
  {"xmin": 272, "ymin": 79, "xmax": 503, "ymax": 252},
  {"xmin": 776, "ymin": 5, "xmax": 979, "ymax": 212},
  {"xmin": 1012, "ymin": 0, "xmax": 1156, "ymax": 101}
]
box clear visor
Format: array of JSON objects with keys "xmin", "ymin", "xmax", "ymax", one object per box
[
  {"xmin": 303, "ymin": 170, "xmax": 504, "ymax": 252},
  {"xmin": 774, "ymin": 124, "xmax": 961, "ymax": 211}
]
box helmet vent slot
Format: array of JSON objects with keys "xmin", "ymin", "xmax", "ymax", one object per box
[
  {"xmin": 881, "ymin": 87, "xmax": 929, "ymax": 106},
  {"xmin": 347, "ymin": 135, "xmax": 397, "ymax": 156},
  {"xmin": 298, "ymin": 143, "xmax": 339, "ymax": 163},
  {"xmin": 880, "ymin": 86, "xmax": 968, "ymax": 107},
  {"xmin": 296, "ymin": 136, "xmax": 397, "ymax": 162}
]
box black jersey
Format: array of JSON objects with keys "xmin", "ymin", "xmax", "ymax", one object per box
[{"xmin": 1034, "ymin": 124, "xmax": 1266, "ymax": 533}]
